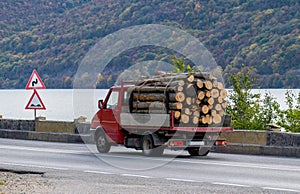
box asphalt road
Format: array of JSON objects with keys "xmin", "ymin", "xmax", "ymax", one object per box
[{"xmin": 0, "ymin": 138, "xmax": 299, "ymax": 193}]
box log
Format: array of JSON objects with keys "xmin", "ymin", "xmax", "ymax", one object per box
[
  {"xmin": 175, "ymin": 92, "xmax": 185, "ymax": 102},
  {"xmin": 132, "ymin": 86, "xmax": 169, "ymax": 93},
  {"xmin": 187, "ymin": 74, "xmax": 194, "ymax": 83},
  {"xmin": 213, "ymin": 114, "xmax": 222, "ymax": 124},
  {"xmin": 200, "ymin": 116, "xmax": 208, "ymax": 124},
  {"xmin": 133, "ymin": 93, "xmax": 165, "ymax": 101},
  {"xmin": 131, "ymin": 109, "xmax": 167, "ymax": 114},
  {"xmin": 174, "ymin": 111, "xmax": 181, "ymax": 119},
  {"xmin": 201, "ymin": 105, "xmax": 210, "ymax": 114},
  {"xmin": 137, "ymin": 75, "xmax": 187, "ymax": 85},
  {"xmin": 217, "ymin": 82, "xmax": 224, "ymax": 90},
  {"xmin": 217, "ymin": 97, "xmax": 224, "ymax": 103},
  {"xmin": 151, "ymin": 80, "xmax": 185, "ymax": 87},
  {"xmin": 211, "ymin": 89, "xmax": 220, "ymax": 98},
  {"xmin": 206, "ymin": 115, "xmax": 213, "ymax": 125},
  {"xmin": 169, "ymin": 92, "xmax": 185, "ymax": 102},
  {"xmin": 193, "ymin": 110, "xmax": 200, "ymax": 117},
  {"xmin": 218, "ymin": 109, "xmax": 225, "ymax": 117},
  {"xmin": 184, "ymin": 108, "xmax": 193, "ymax": 116},
  {"xmin": 215, "ymin": 104, "xmax": 223, "ymax": 111},
  {"xmin": 198, "ymin": 91, "xmax": 205, "ymax": 100},
  {"xmin": 196, "ymin": 79, "xmax": 204, "ymax": 89},
  {"xmin": 177, "ymin": 85, "xmax": 184, "ymax": 92},
  {"xmin": 222, "ymin": 101, "xmax": 228, "ymax": 109},
  {"xmin": 211, "ymin": 110, "xmax": 217, "ymax": 117},
  {"xmin": 192, "ymin": 116, "xmax": 199, "ymax": 125},
  {"xmin": 204, "ymin": 80, "xmax": 213, "ymax": 90},
  {"xmin": 186, "ymin": 97, "xmax": 192, "ymax": 105},
  {"xmin": 220, "ymin": 89, "xmax": 228, "ymax": 99},
  {"xmin": 177, "ymin": 79, "xmax": 185, "ymax": 86},
  {"xmin": 181, "ymin": 114, "xmax": 190, "ymax": 124},
  {"xmin": 205, "ymin": 91, "xmax": 211, "ymax": 98},
  {"xmin": 169, "ymin": 102, "xmax": 183, "ymax": 110},
  {"xmin": 186, "ymin": 97, "xmax": 197, "ymax": 106},
  {"xmin": 132, "ymin": 101, "xmax": 165, "ymax": 109},
  {"xmin": 203, "ymin": 97, "xmax": 214, "ymax": 105}
]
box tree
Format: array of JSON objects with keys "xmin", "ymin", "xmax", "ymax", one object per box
[
  {"xmin": 277, "ymin": 91, "xmax": 300, "ymax": 132},
  {"xmin": 226, "ymin": 67, "xmax": 280, "ymax": 130}
]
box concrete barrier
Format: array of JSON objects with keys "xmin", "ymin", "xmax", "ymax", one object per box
[
  {"xmin": 0, "ymin": 119, "xmax": 35, "ymax": 131},
  {"xmin": 35, "ymin": 120, "xmax": 76, "ymax": 133},
  {"xmin": 219, "ymin": 130, "xmax": 300, "ymax": 147},
  {"xmin": 213, "ymin": 130, "xmax": 300, "ymax": 157},
  {"xmin": 219, "ymin": 130, "xmax": 268, "ymax": 145},
  {"xmin": 0, "ymin": 129, "xmax": 93, "ymax": 144}
]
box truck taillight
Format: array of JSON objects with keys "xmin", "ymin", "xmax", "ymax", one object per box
[
  {"xmin": 168, "ymin": 140, "xmax": 185, "ymax": 147},
  {"xmin": 216, "ymin": 140, "xmax": 228, "ymax": 146}
]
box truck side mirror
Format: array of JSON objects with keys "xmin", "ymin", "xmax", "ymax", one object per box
[{"xmin": 98, "ymin": 99, "xmax": 104, "ymax": 109}]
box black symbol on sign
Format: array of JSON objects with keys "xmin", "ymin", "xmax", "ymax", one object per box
[
  {"xmin": 32, "ymin": 79, "xmax": 38, "ymax": 86},
  {"xmin": 30, "ymin": 104, "xmax": 41, "ymax": 107}
]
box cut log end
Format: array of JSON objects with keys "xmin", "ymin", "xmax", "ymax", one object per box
[{"xmin": 175, "ymin": 92, "xmax": 185, "ymax": 102}]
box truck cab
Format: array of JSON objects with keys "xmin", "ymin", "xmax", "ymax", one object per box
[{"xmin": 91, "ymin": 86, "xmax": 128, "ymax": 150}]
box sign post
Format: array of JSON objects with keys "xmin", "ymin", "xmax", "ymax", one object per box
[{"xmin": 25, "ymin": 69, "xmax": 46, "ymax": 120}]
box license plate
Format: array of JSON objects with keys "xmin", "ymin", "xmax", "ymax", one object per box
[{"xmin": 188, "ymin": 141, "xmax": 205, "ymax": 146}]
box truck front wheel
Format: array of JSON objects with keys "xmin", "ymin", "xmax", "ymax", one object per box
[
  {"xmin": 142, "ymin": 135, "xmax": 164, "ymax": 157},
  {"xmin": 96, "ymin": 131, "xmax": 111, "ymax": 153},
  {"xmin": 188, "ymin": 147, "xmax": 210, "ymax": 156}
]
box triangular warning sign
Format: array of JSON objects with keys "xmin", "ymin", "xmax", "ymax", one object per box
[
  {"xmin": 25, "ymin": 90, "xmax": 46, "ymax": 110},
  {"xmin": 25, "ymin": 69, "xmax": 46, "ymax": 90}
]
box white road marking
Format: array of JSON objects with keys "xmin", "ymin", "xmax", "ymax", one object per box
[
  {"xmin": 0, "ymin": 162, "xmax": 69, "ymax": 171},
  {"xmin": 84, "ymin": 170, "xmax": 114, "ymax": 175},
  {"xmin": 262, "ymin": 187, "xmax": 300, "ymax": 193},
  {"xmin": 121, "ymin": 174, "xmax": 152, "ymax": 179},
  {"xmin": 212, "ymin": 182, "xmax": 251, "ymax": 188},
  {"xmin": 165, "ymin": 178, "xmax": 200, "ymax": 183}
]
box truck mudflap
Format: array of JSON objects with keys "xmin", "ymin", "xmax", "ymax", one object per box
[{"xmin": 165, "ymin": 139, "xmax": 228, "ymax": 149}]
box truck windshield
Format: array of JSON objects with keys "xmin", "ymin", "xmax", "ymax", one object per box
[{"xmin": 106, "ymin": 91, "xmax": 119, "ymax": 109}]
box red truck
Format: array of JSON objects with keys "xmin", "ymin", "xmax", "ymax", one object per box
[{"xmin": 90, "ymin": 83, "xmax": 232, "ymax": 156}]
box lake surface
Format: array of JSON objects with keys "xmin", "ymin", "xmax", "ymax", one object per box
[{"xmin": 0, "ymin": 89, "xmax": 299, "ymax": 122}]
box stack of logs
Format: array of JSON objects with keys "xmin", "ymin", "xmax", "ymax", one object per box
[{"xmin": 128, "ymin": 72, "xmax": 228, "ymax": 126}]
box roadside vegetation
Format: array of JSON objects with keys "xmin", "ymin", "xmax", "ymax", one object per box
[{"xmin": 227, "ymin": 67, "xmax": 300, "ymax": 132}]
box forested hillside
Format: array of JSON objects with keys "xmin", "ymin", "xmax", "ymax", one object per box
[{"xmin": 0, "ymin": 0, "xmax": 299, "ymax": 88}]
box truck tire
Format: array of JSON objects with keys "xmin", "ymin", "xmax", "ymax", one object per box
[
  {"xmin": 96, "ymin": 131, "xmax": 111, "ymax": 153},
  {"xmin": 142, "ymin": 135, "xmax": 164, "ymax": 157},
  {"xmin": 188, "ymin": 147, "xmax": 210, "ymax": 156}
]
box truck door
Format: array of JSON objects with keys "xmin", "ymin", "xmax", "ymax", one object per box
[{"xmin": 101, "ymin": 90, "xmax": 120, "ymax": 143}]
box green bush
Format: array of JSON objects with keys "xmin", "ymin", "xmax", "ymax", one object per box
[
  {"xmin": 277, "ymin": 91, "xmax": 300, "ymax": 132},
  {"xmin": 226, "ymin": 67, "xmax": 300, "ymax": 132}
]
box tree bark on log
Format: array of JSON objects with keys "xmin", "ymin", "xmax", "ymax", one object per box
[{"xmin": 133, "ymin": 93, "xmax": 166, "ymax": 101}]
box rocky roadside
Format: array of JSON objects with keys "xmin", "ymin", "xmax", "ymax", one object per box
[{"xmin": 0, "ymin": 171, "xmax": 51, "ymax": 194}]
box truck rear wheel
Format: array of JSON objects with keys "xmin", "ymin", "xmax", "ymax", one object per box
[
  {"xmin": 142, "ymin": 135, "xmax": 164, "ymax": 157},
  {"xmin": 188, "ymin": 147, "xmax": 210, "ymax": 156},
  {"xmin": 96, "ymin": 131, "xmax": 111, "ymax": 153}
]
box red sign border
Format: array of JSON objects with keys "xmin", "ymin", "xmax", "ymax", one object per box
[
  {"xmin": 25, "ymin": 89, "xmax": 46, "ymax": 110},
  {"xmin": 25, "ymin": 69, "xmax": 46, "ymax": 90}
]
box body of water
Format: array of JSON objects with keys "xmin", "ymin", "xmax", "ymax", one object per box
[{"xmin": 0, "ymin": 89, "xmax": 299, "ymax": 122}]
